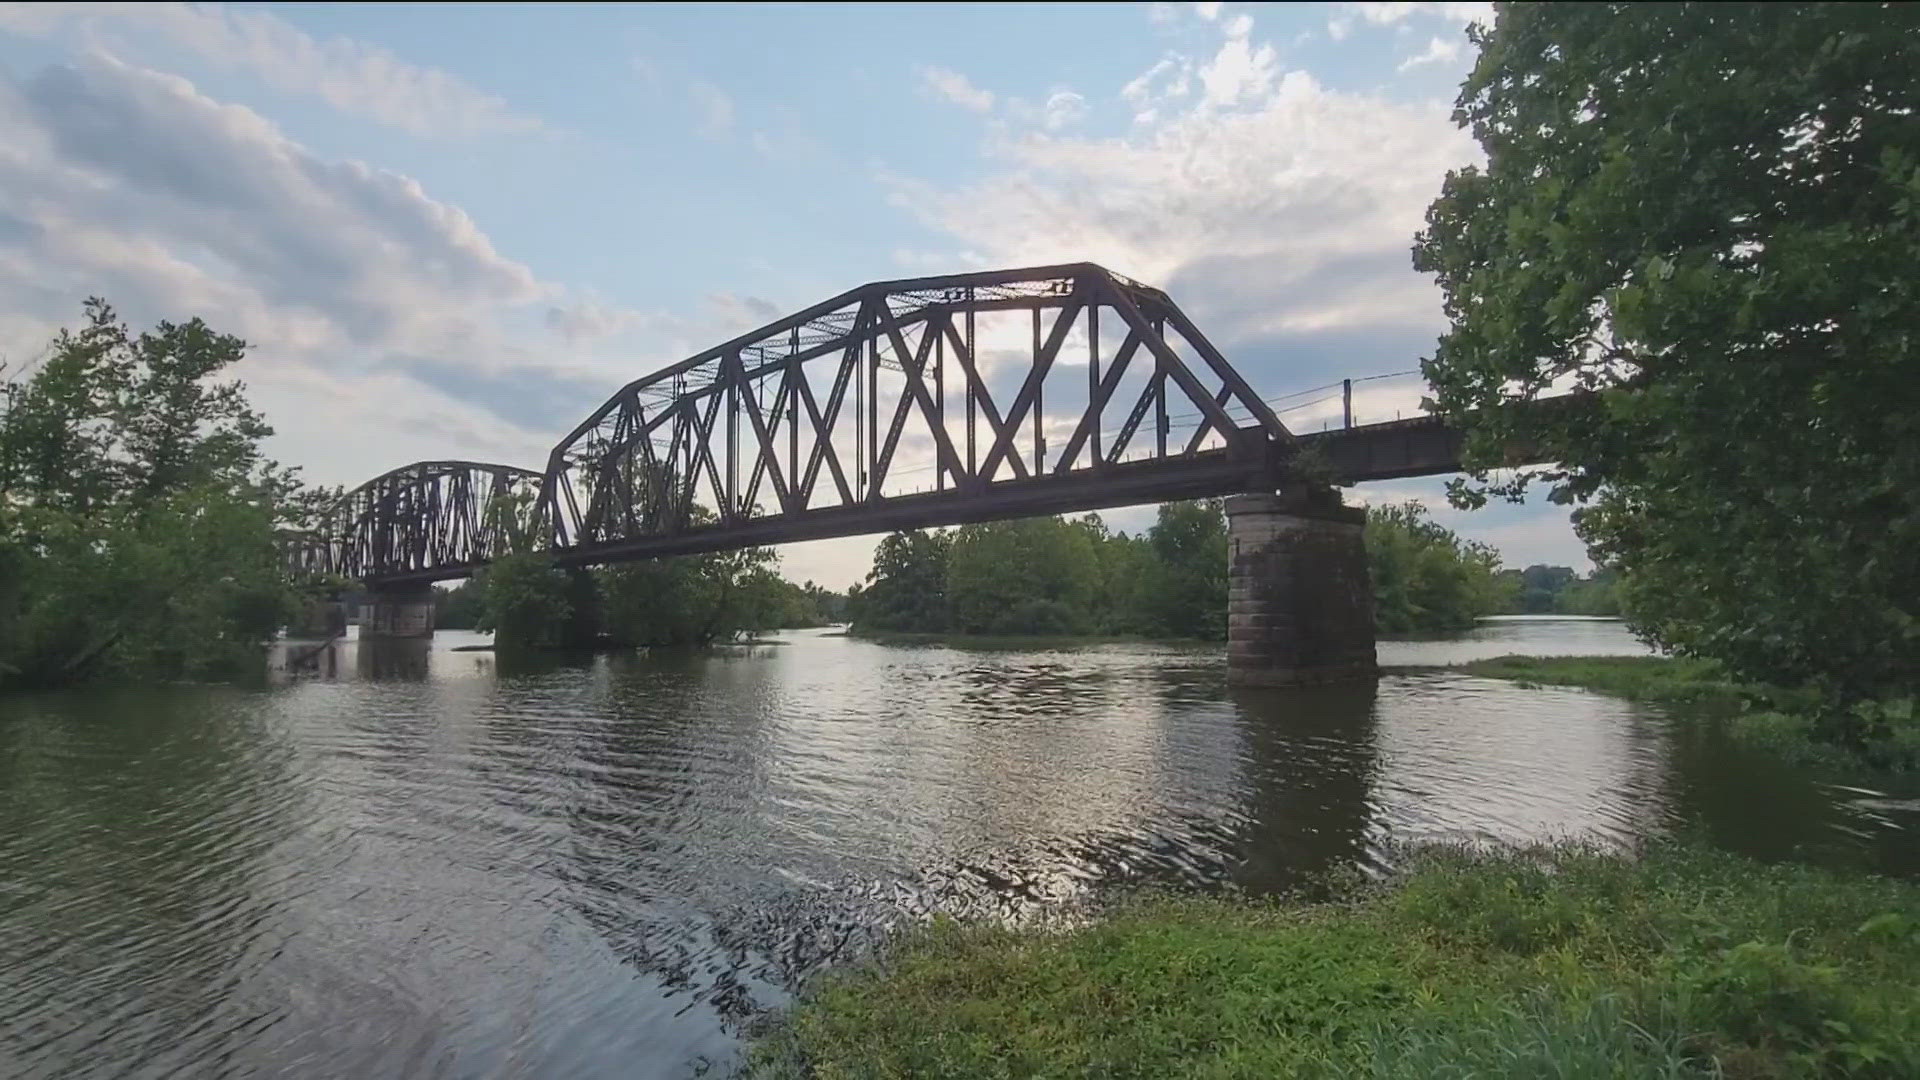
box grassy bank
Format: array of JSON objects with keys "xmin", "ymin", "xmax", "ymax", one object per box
[
  {"xmin": 750, "ymin": 845, "xmax": 1918, "ymax": 1079},
  {"xmin": 1459, "ymin": 655, "xmax": 1920, "ymax": 775}
]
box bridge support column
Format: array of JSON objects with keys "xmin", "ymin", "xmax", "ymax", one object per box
[
  {"xmin": 1225, "ymin": 490, "xmax": 1377, "ymax": 687},
  {"xmin": 289, "ymin": 598, "xmax": 346, "ymax": 640},
  {"xmin": 362, "ymin": 587, "xmax": 436, "ymax": 639}
]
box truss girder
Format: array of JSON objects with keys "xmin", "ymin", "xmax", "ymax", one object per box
[
  {"xmin": 289, "ymin": 460, "xmax": 542, "ymax": 583},
  {"xmin": 535, "ymin": 262, "xmax": 1296, "ymax": 559}
]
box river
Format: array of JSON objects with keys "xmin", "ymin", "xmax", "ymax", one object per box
[{"xmin": 1, "ymin": 617, "xmax": 1912, "ymax": 1078}]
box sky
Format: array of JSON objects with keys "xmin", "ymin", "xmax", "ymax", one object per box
[{"xmin": 0, "ymin": 1, "xmax": 1590, "ymax": 588}]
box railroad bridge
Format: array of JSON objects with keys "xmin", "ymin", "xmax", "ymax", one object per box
[{"xmin": 291, "ymin": 263, "xmax": 1524, "ymax": 686}]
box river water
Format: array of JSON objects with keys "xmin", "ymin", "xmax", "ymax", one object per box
[{"xmin": 2, "ymin": 618, "xmax": 1912, "ymax": 1078}]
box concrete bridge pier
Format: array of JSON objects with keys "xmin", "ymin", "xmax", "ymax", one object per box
[
  {"xmin": 361, "ymin": 587, "xmax": 436, "ymax": 639},
  {"xmin": 1225, "ymin": 490, "xmax": 1378, "ymax": 687}
]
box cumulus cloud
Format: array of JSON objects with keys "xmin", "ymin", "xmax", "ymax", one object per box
[
  {"xmin": 0, "ymin": 53, "xmax": 542, "ymax": 351},
  {"xmin": 1327, "ymin": 2, "xmax": 1493, "ymax": 41},
  {"xmin": 887, "ymin": 41, "xmax": 1477, "ymax": 393},
  {"xmin": 1042, "ymin": 90, "xmax": 1087, "ymax": 130},
  {"xmin": 0, "ymin": 53, "xmax": 628, "ymax": 481},
  {"xmin": 920, "ymin": 66, "xmax": 995, "ymax": 112},
  {"xmin": 1397, "ymin": 35, "xmax": 1466, "ymax": 72},
  {"xmin": 0, "ymin": 2, "xmax": 542, "ymax": 138}
]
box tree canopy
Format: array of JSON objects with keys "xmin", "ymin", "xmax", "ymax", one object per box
[
  {"xmin": 849, "ymin": 499, "xmax": 1505, "ymax": 641},
  {"xmin": 0, "ymin": 301, "xmax": 313, "ymax": 686},
  {"xmin": 1367, "ymin": 502, "xmax": 1508, "ymax": 635},
  {"xmin": 1414, "ymin": 2, "xmax": 1920, "ymax": 705}
]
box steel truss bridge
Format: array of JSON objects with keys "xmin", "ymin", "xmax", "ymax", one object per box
[{"xmin": 293, "ymin": 263, "xmax": 1480, "ymax": 589}]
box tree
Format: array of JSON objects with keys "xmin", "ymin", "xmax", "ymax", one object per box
[
  {"xmin": 597, "ymin": 544, "xmax": 782, "ymax": 647},
  {"xmin": 851, "ymin": 529, "xmax": 951, "ymax": 632},
  {"xmin": 1139, "ymin": 500, "xmax": 1228, "ymax": 640},
  {"xmin": 946, "ymin": 517, "xmax": 1100, "ymax": 635},
  {"xmin": 476, "ymin": 554, "xmax": 573, "ymax": 650},
  {"xmin": 435, "ymin": 580, "xmax": 487, "ymax": 629},
  {"xmin": 1413, "ymin": 4, "xmax": 1920, "ymax": 709},
  {"xmin": 0, "ymin": 301, "xmax": 308, "ymax": 686},
  {"xmin": 1366, "ymin": 503, "xmax": 1507, "ymax": 634}
]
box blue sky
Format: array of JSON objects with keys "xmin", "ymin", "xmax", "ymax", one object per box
[{"xmin": 0, "ymin": 1, "xmax": 1588, "ymax": 587}]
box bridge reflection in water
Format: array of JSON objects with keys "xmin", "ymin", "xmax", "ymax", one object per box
[{"xmin": 155, "ymin": 624, "xmax": 1908, "ymax": 1077}]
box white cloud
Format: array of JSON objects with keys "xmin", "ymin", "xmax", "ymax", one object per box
[
  {"xmin": 1042, "ymin": 90, "xmax": 1087, "ymax": 131},
  {"xmin": 1328, "ymin": 2, "xmax": 1492, "ymax": 41},
  {"xmin": 887, "ymin": 50, "xmax": 1476, "ymax": 327},
  {"xmin": 1197, "ymin": 28, "xmax": 1278, "ymax": 108},
  {"xmin": 919, "ymin": 66, "xmax": 995, "ymax": 112},
  {"xmin": 0, "ymin": 52, "xmax": 661, "ymax": 486},
  {"xmin": 1193, "ymin": 1, "xmax": 1224, "ymax": 19},
  {"xmin": 0, "ymin": 2, "xmax": 542, "ymax": 138},
  {"xmin": 690, "ymin": 79, "xmax": 735, "ymax": 140},
  {"xmin": 1397, "ymin": 35, "xmax": 1465, "ymax": 72}
]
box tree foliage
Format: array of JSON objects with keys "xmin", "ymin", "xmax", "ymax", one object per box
[
  {"xmin": 850, "ymin": 500, "xmax": 1507, "ymax": 641},
  {"xmin": 1139, "ymin": 500, "xmax": 1230, "ymax": 641},
  {"xmin": 474, "ymin": 554, "xmax": 573, "ymax": 651},
  {"xmin": 598, "ymin": 546, "xmax": 786, "ymax": 647},
  {"xmin": 948, "ymin": 516, "xmax": 1100, "ymax": 636},
  {"xmin": 1496, "ymin": 565, "xmax": 1623, "ymax": 617},
  {"xmin": 852, "ymin": 529, "xmax": 953, "ymax": 632},
  {"xmin": 1414, "ymin": 3, "xmax": 1920, "ymax": 707},
  {"xmin": 1367, "ymin": 503, "xmax": 1508, "ymax": 635},
  {"xmin": 0, "ymin": 300, "xmax": 310, "ymax": 686}
]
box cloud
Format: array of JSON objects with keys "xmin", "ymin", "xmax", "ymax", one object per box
[
  {"xmin": 1197, "ymin": 19, "xmax": 1278, "ymax": 108},
  {"xmin": 1328, "ymin": 2, "xmax": 1493, "ymax": 41},
  {"xmin": 920, "ymin": 66, "xmax": 995, "ymax": 112},
  {"xmin": 546, "ymin": 298, "xmax": 649, "ymax": 344},
  {"xmin": 690, "ymin": 79, "xmax": 735, "ymax": 140},
  {"xmin": 887, "ymin": 47, "xmax": 1477, "ymax": 395},
  {"xmin": 0, "ymin": 2, "xmax": 542, "ymax": 138},
  {"xmin": 1397, "ymin": 35, "xmax": 1465, "ymax": 72},
  {"xmin": 0, "ymin": 53, "xmax": 623, "ymax": 483},
  {"xmin": 1042, "ymin": 90, "xmax": 1087, "ymax": 131}
]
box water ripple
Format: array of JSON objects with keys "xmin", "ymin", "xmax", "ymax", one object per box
[{"xmin": 1, "ymin": 621, "xmax": 1910, "ymax": 1078}]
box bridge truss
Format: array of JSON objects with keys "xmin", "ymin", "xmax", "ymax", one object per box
[
  {"xmin": 534, "ymin": 263, "xmax": 1299, "ymax": 570},
  {"xmin": 297, "ymin": 460, "xmax": 542, "ymax": 583}
]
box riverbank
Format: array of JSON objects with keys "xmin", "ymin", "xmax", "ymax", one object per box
[
  {"xmin": 749, "ymin": 843, "xmax": 1920, "ymax": 1079},
  {"xmin": 1460, "ymin": 655, "xmax": 1920, "ymax": 775}
]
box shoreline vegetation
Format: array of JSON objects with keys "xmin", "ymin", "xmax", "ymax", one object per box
[
  {"xmin": 749, "ymin": 843, "xmax": 1920, "ymax": 1080},
  {"xmin": 1459, "ymin": 655, "xmax": 1920, "ymax": 778},
  {"xmin": 745, "ymin": 649, "xmax": 1918, "ymax": 1077}
]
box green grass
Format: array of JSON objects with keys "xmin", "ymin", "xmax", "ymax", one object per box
[
  {"xmin": 1460, "ymin": 655, "xmax": 1920, "ymax": 775},
  {"xmin": 748, "ymin": 845, "xmax": 1920, "ymax": 1079}
]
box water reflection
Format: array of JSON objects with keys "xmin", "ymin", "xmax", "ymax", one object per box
[
  {"xmin": 3, "ymin": 621, "xmax": 1911, "ymax": 1079},
  {"xmin": 1228, "ymin": 682, "xmax": 1380, "ymax": 894}
]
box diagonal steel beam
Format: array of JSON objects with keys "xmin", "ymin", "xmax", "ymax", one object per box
[{"xmin": 978, "ymin": 290, "xmax": 1084, "ymax": 481}]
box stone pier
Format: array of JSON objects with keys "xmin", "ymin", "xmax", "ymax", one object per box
[
  {"xmin": 361, "ymin": 588, "xmax": 436, "ymax": 639},
  {"xmin": 1224, "ymin": 490, "xmax": 1378, "ymax": 687}
]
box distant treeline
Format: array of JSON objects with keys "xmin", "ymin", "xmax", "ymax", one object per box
[
  {"xmin": 846, "ymin": 498, "xmax": 1522, "ymax": 640},
  {"xmin": 1494, "ymin": 565, "xmax": 1623, "ymax": 617},
  {"xmin": 472, "ymin": 497, "xmax": 1589, "ymax": 652}
]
